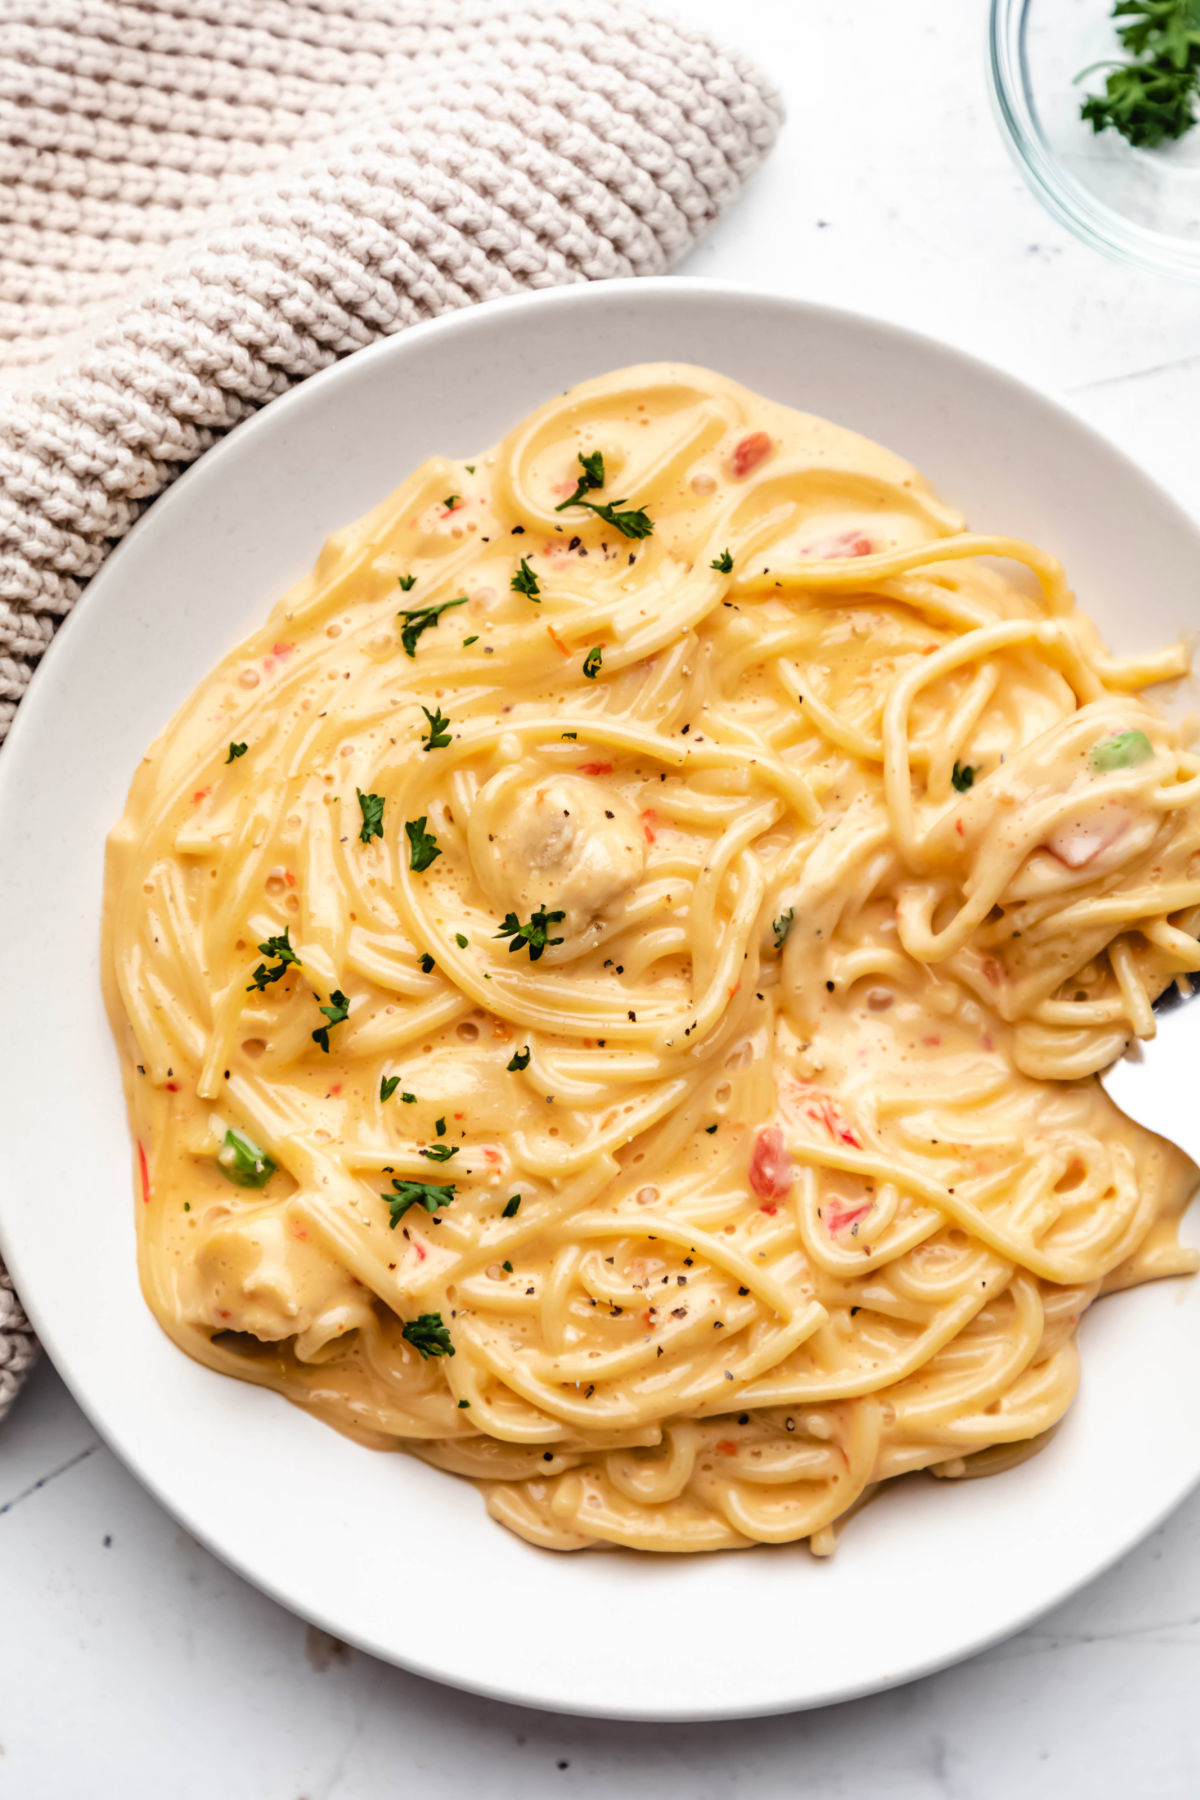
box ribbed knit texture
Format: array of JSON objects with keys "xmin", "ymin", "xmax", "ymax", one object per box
[{"xmin": 0, "ymin": 0, "xmax": 782, "ymax": 1416}]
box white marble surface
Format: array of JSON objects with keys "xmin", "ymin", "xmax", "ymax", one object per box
[{"xmin": 6, "ymin": 1, "xmax": 1200, "ymax": 1793}]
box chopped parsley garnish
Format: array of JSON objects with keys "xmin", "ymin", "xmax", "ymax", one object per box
[
  {"xmin": 398, "ymin": 573, "xmax": 417, "ymax": 592},
  {"xmin": 462, "ymin": 635, "xmax": 479, "ymax": 647},
  {"xmin": 561, "ymin": 731, "xmax": 577, "ymax": 740},
  {"xmin": 435, "ymin": 1117, "xmax": 447, "ymax": 1136},
  {"xmin": 555, "ymin": 450, "xmax": 606, "ymax": 511},
  {"xmin": 951, "ymin": 762, "xmax": 976, "ymax": 793},
  {"xmin": 494, "ymin": 906, "xmax": 566, "ymax": 962},
  {"xmin": 403, "ymin": 1313, "xmax": 455, "ymax": 1358},
  {"xmin": 357, "ymin": 788, "xmax": 385, "ymax": 843},
  {"xmin": 455, "ymin": 932, "xmax": 468, "ymax": 948},
  {"xmin": 510, "ymin": 557, "xmax": 541, "ymax": 600},
  {"xmin": 443, "ymin": 495, "xmax": 460, "ymax": 511},
  {"xmin": 772, "ymin": 907, "xmax": 795, "ymax": 949},
  {"xmin": 554, "ymin": 452, "xmax": 653, "ymax": 538},
  {"xmin": 458, "ymin": 1398, "xmax": 470, "ymax": 1408},
  {"xmin": 419, "ymin": 952, "xmax": 436, "ymax": 974},
  {"xmin": 216, "ymin": 1126, "xmax": 276, "ymax": 1188},
  {"xmin": 380, "ymin": 1074, "xmax": 401, "ymax": 1103},
  {"xmin": 502, "ymin": 1194, "xmax": 521, "ymax": 1218},
  {"xmin": 705, "ymin": 1124, "xmax": 719, "ymax": 1134},
  {"xmin": 397, "ymin": 596, "xmax": 468, "ymax": 657},
  {"xmin": 405, "ymin": 816, "xmax": 441, "ymax": 872},
  {"xmin": 465, "ymin": 464, "xmax": 476, "ymax": 475},
  {"xmin": 583, "ymin": 646, "xmax": 603, "ymax": 680},
  {"xmin": 226, "ymin": 741, "xmax": 248, "ymax": 763},
  {"xmin": 1091, "ymin": 728, "xmax": 1154, "ymax": 771},
  {"xmin": 421, "ymin": 1142, "xmax": 458, "ymax": 1163},
  {"xmin": 710, "ymin": 549, "xmax": 734, "ymax": 573},
  {"xmin": 312, "ymin": 989, "xmax": 350, "ymax": 1053},
  {"xmin": 507, "ymin": 1045, "xmax": 531, "ymax": 1071},
  {"xmin": 582, "ymin": 500, "xmax": 654, "ymax": 539},
  {"xmin": 384, "ymin": 1178, "xmax": 456, "ymax": 1228},
  {"xmin": 246, "ymin": 927, "xmax": 300, "ymax": 992},
  {"xmin": 420, "ymin": 704, "xmax": 452, "ymax": 752},
  {"xmin": 1078, "ymin": 1, "xmax": 1200, "ymax": 147},
  {"xmin": 502, "ymin": 1260, "xmax": 513, "ymax": 1273}
]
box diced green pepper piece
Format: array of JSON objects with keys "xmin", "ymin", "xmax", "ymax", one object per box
[
  {"xmin": 216, "ymin": 1127, "xmax": 276, "ymax": 1188},
  {"xmin": 1090, "ymin": 730, "xmax": 1153, "ymax": 772}
]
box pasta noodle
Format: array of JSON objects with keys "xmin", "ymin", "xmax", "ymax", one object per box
[{"xmin": 103, "ymin": 363, "xmax": 1199, "ymax": 1555}]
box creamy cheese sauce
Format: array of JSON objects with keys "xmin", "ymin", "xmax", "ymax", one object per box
[{"xmin": 104, "ymin": 364, "xmax": 1199, "ymax": 1554}]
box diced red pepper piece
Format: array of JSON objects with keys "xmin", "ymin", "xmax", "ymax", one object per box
[
  {"xmin": 749, "ymin": 1125, "xmax": 794, "ymax": 1200},
  {"xmin": 729, "ymin": 431, "xmax": 772, "ymax": 479},
  {"xmin": 823, "ymin": 1196, "xmax": 874, "ymax": 1235},
  {"xmin": 804, "ymin": 1092, "xmax": 861, "ymax": 1149}
]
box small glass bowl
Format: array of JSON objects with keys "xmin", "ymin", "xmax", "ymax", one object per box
[{"xmin": 990, "ymin": 0, "xmax": 1200, "ymax": 280}]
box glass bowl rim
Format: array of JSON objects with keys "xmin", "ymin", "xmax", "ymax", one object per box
[{"xmin": 988, "ymin": 0, "xmax": 1200, "ymax": 282}]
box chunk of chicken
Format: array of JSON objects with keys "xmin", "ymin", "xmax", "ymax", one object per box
[
  {"xmin": 185, "ymin": 1209, "xmax": 373, "ymax": 1362},
  {"xmin": 473, "ymin": 773, "xmax": 645, "ymax": 953}
]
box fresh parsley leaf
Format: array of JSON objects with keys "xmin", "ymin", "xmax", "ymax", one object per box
[
  {"xmin": 510, "ymin": 557, "xmax": 541, "ymax": 601},
  {"xmin": 506, "ymin": 1045, "xmax": 531, "ymax": 1071},
  {"xmin": 226, "ymin": 741, "xmax": 248, "ymax": 763},
  {"xmin": 502, "ymin": 1260, "xmax": 513, "ymax": 1273},
  {"xmin": 421, "ymin": 704, "xmax": 452, "ymax": 752},
  {"xmin": 502, "ymin": 1193, "xmax": 521, "ymax": 1218},
  {"xmin": 312, "ymin": 989, "xmax": 350, "ymax": 1053},
  {"xmin": 710, "ymin": 549, "xmax": 734, "ymax": 573},
  {"xmin": 1078, "ymin": 1, "xmax": 1200, "ymax": 147},
  {"xmin": 421, "ymin": 1142, "xmax": 458, "ymax": 1162},
  {"xmin": 494, "ymin": 906, "xmax": 566, "ymax": 962},
  {"xmin": 403, "ymin": 1313, "xmax": 455, "ymax": 1358},
  {"xmin": 402, "ymin": 1092, "xmax": 416, "ymax": 1104},
  {"xmin": 443, "ymin": 495, "xmax": 460, "ymax": 511},
  {"xmin": 584, "ymin": 499, "xmax": 654, "ymax": 539},
  {"xmin": 246, "ymin": 927, "xmax": 300, "ymax": 992},
  {"xmin": 561, "ymin": 731, "xmax": 577, "ymax": 740},
  {"xmin": 380, "ymin": 1074, "xmax": 401, "ymax": 1103},
  {"xmin": 465, "ymin": 464, "xmax": 476, "ymax": 474},
  {"xmin": 458, "ymin": 1398, "xmax": 471, "ymax": 1408},
  {"xmin": 384, "ymin": 1178, "xmax": 456, "ymax": 1228},
  {"xmin": 462, "ymin": 635, "xmax": 479, "ymax": 647},
  {"xmin": 435, "ymin": 1117, "xmax": 447, "ymax": 1136},
  {"xmin": 455, "ymin": 932, "xmax": 468, "ymax": 948},
  {"xmin": 398, "ymin": 573, "xmax": 417, "ymax": 592},
  {"xmin": 357, "ymin": 788, "xmax": 385, "ymax": 843},
  {"xmin": 553, "ymin": 451, "xmax": 654, "ymax": 538},
  {"xmin": 772, "ymin": 907, "xmax": 795, "ymax": 950},
  {"xmin": 405, "ymin": 816, "xmax": 441, "ymax": 873},
  {"xmin": 555, "ymin": 450, "xmax": 606, "ymax": 511},
  {"xmin": 583, "ymin": 646, "xmax": 603, "ymax": 680},
  {"xmin": 705, "ymin": 1123, "xmax": 719, "ymax": 1134},
  {"xmin": 951, "ymin": 762, "xmax": 976, "ymax": 793},
  {"xmin": 397, "ymin": 596, "xmax": 468, "ymax": 657},
  {"xmin": 216, "ymin": 1126, "xmax": 276, "ymax": 1188},
  {"xmin": 419, "ymin": 952, "xmax": 435, "ymax": 974}
]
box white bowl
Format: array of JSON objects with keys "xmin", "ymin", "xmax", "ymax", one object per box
[{"xmin": 1, "ymin": 279, "xmax": 1197, "ymax": 1721}]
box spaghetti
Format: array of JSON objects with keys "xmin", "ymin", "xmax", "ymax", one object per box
[{"xmin": 104, "ymin": 363, "xmax": 1199, "ymax": 1554}]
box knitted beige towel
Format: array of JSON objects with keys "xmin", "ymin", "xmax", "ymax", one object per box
[{"xmin": 0, "ymin": 0, "xmax": 782, "ymax": 1415}]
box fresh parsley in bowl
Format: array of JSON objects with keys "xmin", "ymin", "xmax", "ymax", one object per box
[
  {"xmin": 990, "ymin": 0, "xmax": 1200, "ymax": 278},
  {"xmin": 1078, "ymin": 0, "xmax": 1200, "ymax": 149}
]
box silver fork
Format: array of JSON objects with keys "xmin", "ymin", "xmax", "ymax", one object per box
[{"xmin": 1101, "ymin": 979, "xmax": 1200, "ymax": 1160}]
